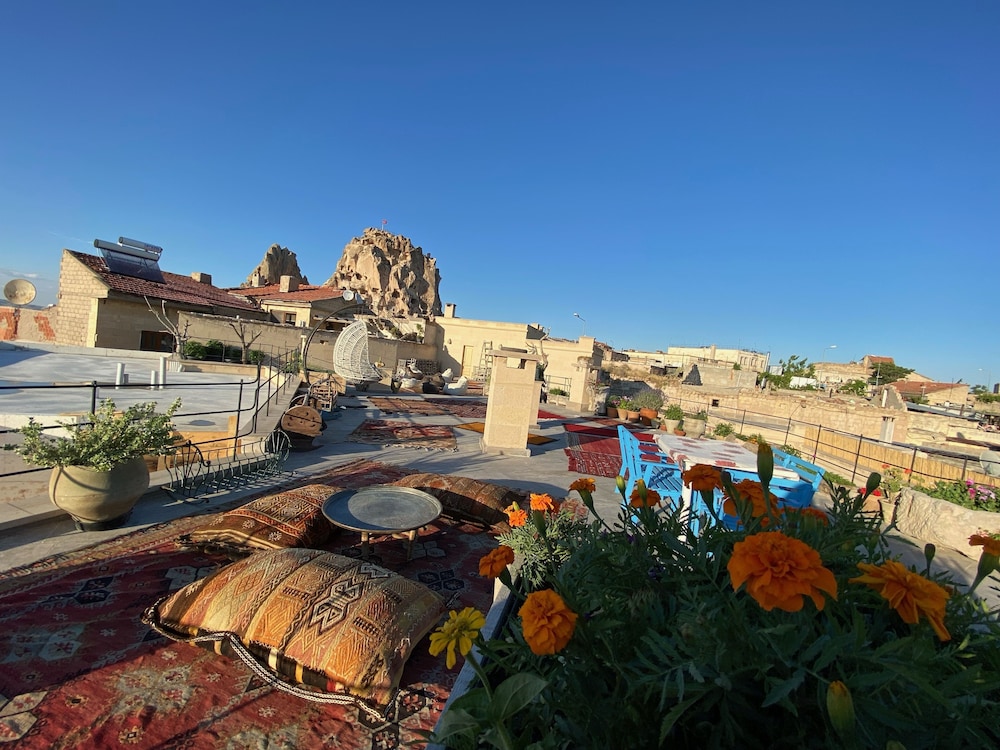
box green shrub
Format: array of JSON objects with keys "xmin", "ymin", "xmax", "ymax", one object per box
[
  {"xmin": 182, "ymin": 341, "xmax": 207, "ymax": 359},
  {"xmin": 661, "ymin": 403, "xmax": 684, "ymax": 421},
  {"xmin": 922, "ymin": 480, "xmax": 1000, "ymax": 513},
  {"xmin": 713, "ymin": 422, "xmax": 735, "ymax": 437},
  {"xmin": 779, "ymin": 444, "xmax": 801, "ymax": 457},
  {"xmin": 204, "ymin": 340, "xmax": 225, "ymax": 358},
  {"xmin": 823, "ymin": 471, "xmax": 852, "ymax": 487},
  {"xmin": 247, "ymin": 349, "xmax": 266, "ymax": 365},
  {"xmin": 632, "ymin": 388, "xmax": 664, "ymax": 411}
]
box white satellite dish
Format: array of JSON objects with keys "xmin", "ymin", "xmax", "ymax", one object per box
[
  {"xmin": 3, "ymin": 279, "xmax": 37, "ymax": 306},
  {"xmin": 342, "ymin": 290, "xmax": 355, "ymax": 302}
]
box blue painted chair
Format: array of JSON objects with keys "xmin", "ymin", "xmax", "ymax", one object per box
[
  {"xmin": 770, "ymin": 449, "xmax": 826, "ymax": 508},
  {"xmin": 617, "ymin": 426, "xmax": 683, "ymax": 506}
]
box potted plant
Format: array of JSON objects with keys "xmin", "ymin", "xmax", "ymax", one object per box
[
  {"xmin": 684, "ymin": 409, "xmax": 709, "ymax": 438},
  {"xmin": 633, "ymin": 388, "xmax": 664, "ymax": 426},
  {"xmin": 4, "ymin": 398, "xmax": 181, "ymax": 530},
  {"xmin": 618, "ymin": 397, "xmax": 640, "ymax": 422},
  {"xmin": 606, "ymin": 395, "xmax": 622, "ymax": 419},
  {"xmin": 659, "ymin": 403, "xmax": 684, "ymax": 433}
]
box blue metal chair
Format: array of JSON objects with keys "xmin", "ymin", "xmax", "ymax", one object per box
[{"xmin": 616, "ymin": 426, "xmax": 683, "ymax": 505}]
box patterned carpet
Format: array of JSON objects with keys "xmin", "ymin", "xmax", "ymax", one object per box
[
  {"xmin": 347, "ymin": 419, "xmax": 459, "ymax": 451},
  {"xmin": 563, "ymin": 424, "xmax": 657, "ymax": 478},
  {"xmin": 0, "ymin": 459, "xmax": 497, "ymax": 749},
  {"xmin": 367, "ymin": 397, "xmax": 448, "ymax": 416},
  {"xmin": 369, "ymin": 396, "xmax": 564, "ymax": 423},
  {"xmin": 454, "ymin": 422, "xmax": 556, "ymax": 445}
]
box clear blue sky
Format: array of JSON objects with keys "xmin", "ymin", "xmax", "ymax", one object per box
[{"xmin": 2, "ymin": 2, "xmax": 997, "ymax": 387}]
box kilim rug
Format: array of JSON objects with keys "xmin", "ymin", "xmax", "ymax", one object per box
[
  {"xmin": 454, "ymin": 422, "xmax": 556, "ymax": 446},
  {"xmin": 367, "ymin": 396, "xmax": 447, "ymax": 416},
  {"xmin": 537, "ymin": 409, "xmax": 564, "ymax": 421},
  {"xmin": 0, "ymin": 459, "xmax": 496, "ymax": 749},
  {"xmin": 562, "ymin": 424, "xmax": 657, "ymax": 478},
  {"xmin": 347, "ymin": 419, "xmax": 458, "ymax": 451},
  {"xmin": 430, "ymin": 399, "xmax": 488, "ymax": 420}
]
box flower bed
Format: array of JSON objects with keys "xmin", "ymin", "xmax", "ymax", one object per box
[
  {"xmin": 426, "ymin": 448, "xmax": 1000, "ymax": 748},
  {"xmin": 893, "ymin": 486, "xmax": 1000, "ymax": 555}
]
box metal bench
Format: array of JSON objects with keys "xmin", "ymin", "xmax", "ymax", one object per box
[{"xmin": 163, "ymin": 430, "xmax": 291, "ymax": 500}]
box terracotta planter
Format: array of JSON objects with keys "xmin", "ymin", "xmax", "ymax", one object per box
[
  {"xmin": 638, "ymin": 408, "xmax": 658, "ymax": 426},
  {"xmin": 626, "ymin": 410, "xmax": 640, "ymax": 422},
  {"xmin": 48, "ymin": 456, "xmax": 150, "ymax": 531},
  {"xmin": 606, "ymin": 406, "xmax": 619, "ymax": 419},
  {"xmin": 659, "ymin": 418, "xmax": 680, "ymax": 433}
]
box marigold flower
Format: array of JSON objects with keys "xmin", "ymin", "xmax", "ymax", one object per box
[
  {"xmin": 479, "ymin": 545, "xmax": 515, "ymax": 578},
  {"xmin": 826, "ymin": 681, "xmax": 856, "ymax": 739},
  {"xmin": 518, "ymin": 589, "xmax": 578, "ymax": 655},
  {"xmin": 728, "ymin": 531, "xmax": 838, "ymax": 612},
  {"xmin": 629, "ymin": 481, "xmax": 661, "ymax": 508},
  {"xmin": 969, "ymin": 532, "xmax": 1000, "ymax": 557},
  {"xmin": 428, "ymin": 607, "xmax": 486, "ymax": 669},
  {"xmin": 850, "ymin": 561, "xmax": 951, "ymax": 641},
  {"xmin": 723, "ymin": 479, "xmax": 778, "ymax": 525},
  {"xmin": 569, "ymin": 477, "xmax": 596, "ymax": 494},
  {"xmin": 682, "ymin": 464, "xmax": 723, "ymax": 493},
  {"xmin": 504, "ymin": 503, "xmax": 528, "ymax": 528},
  {"xmin": 530, "ymin": 493, "xmax": 558, "ymax": 512}
]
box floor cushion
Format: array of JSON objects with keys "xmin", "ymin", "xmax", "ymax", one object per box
[
  {"xmin": 142, "ymin": 548, "xmax": 446, "ymax": 717},
  {"xmin": 178, "ymin": 483, "xmax": 338, "ymax": 557},
  {"xmin": 389, "ymin": 473, "xmax": 528, "ymax": 532}
]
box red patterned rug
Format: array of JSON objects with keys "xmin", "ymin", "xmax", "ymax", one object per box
[
  {"xmin": 367, "ymin": 396, "xmax": 448, "ymax": 416},
  {"xmin": 563, "ymin": 424, "xmax": 656, "ymax": 478},
  {"xmin": 430, "ymin": 399, "xmax": 487, "ymax": 420},
  {"xmin": 0, "ymin": 459, "xmax": 496, "ymax": 749},
  {"xmin": 347, "ymin": 419, "xmax": 458, "ymax": 451}
]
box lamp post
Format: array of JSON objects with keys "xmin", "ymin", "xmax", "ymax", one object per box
[
  {"xmin": 573, "ymin": 312, "xmax": 586, "ymax": 337},
  {"xmin": 816, "ymin": 345, "xmax": 836, "ymax": 387}
]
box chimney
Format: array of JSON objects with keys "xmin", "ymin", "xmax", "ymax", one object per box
[
  {"xmin": 444, "ymin": 303, "xmax": 457, "ymax": 318},
  {"xmin": 279, "ymin": 275, "xmax": 299, "ymax": 293},
  {"xmin": 250, "ymin": 274, "xmax": 264, "ymax": 288},
  {"xmin": 191, "ymin": 272, "xmax": 212, "ymax": 285}
]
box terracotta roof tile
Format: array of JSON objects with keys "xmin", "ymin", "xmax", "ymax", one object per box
[
  {"xmin": 894, "ymin": 381, "xmax": 964, "ymax": 394},
  {"xmin": 234, "ymin": 284, "xmax": 346, "ymax": 303},
  {"xmin": 71, "ymin": 251, "xmax": 261, "ymax": 312}
]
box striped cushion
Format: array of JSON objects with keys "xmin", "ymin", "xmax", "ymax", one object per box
[{"xmin": 143, "ymin": 548, "xmax": 446, "ymax": 716}]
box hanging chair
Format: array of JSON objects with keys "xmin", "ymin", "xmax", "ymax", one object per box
[{"xmin": 332, "ymin": 320, "xmax": 384, "ymax": 390}]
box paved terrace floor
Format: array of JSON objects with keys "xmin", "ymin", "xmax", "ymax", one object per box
[{"xmin": 1, "ymin": 343, "xmax": 997, "ymax": 613}]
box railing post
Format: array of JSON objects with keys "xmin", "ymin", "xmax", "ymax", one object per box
[
  {"xmin": 851, "ymin": 435, "xmax": 863, "ymax": 484},
  {"xmin": 784, "ymin": 415, "xmax": 793, "ymax": 444},
  {"xmin": 908, "ymin": 449, "xmax": 917, "ymax": 485},
  {"xmin": 740, "ymin": 410, "xmax": 746, "ymax": 434},
  {"xmin": 90, "ymin": 381, "xmax": 98, "ymax": 414},
  {"xmin": 812, "ymin": 426, "xmax": 822, "ymax": 463}
]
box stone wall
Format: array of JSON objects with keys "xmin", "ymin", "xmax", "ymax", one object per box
[
  {"xmin": 56, "ymin": 250, "xmax": 107, "ymax": 346},
  {"xmin": 892, "ymin": 487, "xmax": 1000, "ymax": 556},
  {"xmin": 0, "ymin": 306, "xmax": 58, "ymax": 342}
]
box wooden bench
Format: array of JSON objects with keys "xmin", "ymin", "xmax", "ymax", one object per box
[
  {"xmin": 163, "ymin": 430, "xmax": 291, "ymax": 500},
  {"xmin": 770, "ymin": 449, "xmax": 826, "ymax": 507}
]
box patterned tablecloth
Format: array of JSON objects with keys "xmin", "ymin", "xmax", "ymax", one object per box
[{"xmin": 653, "ymin": 434, "xmax": 800, "ymax": 479}]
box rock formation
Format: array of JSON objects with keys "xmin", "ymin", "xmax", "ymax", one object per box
[
  {"xmin": 324, "ymin": 228, "xmax": 442, "ymax": 318},
  {"xmin": 243, "ymin": 244, "xmax": 309, "ymax": 287}
]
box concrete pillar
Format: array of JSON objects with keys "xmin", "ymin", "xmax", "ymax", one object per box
[{"xmin": 481, "ymin": 348, "xmax": 541, "ymax": 457}]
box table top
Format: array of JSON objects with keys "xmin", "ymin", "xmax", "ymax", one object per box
[
  {"xmin": 654, "ymin": 434, "xmax": 800, "ymax": 480},
  {"xmin": 322, "ymin": 486, "xmax": 443, "ymax": 533}
]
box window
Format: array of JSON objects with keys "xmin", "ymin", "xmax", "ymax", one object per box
[{"xmin": 283, "ymin": 313, "xmax": 296, "ymax": 325}]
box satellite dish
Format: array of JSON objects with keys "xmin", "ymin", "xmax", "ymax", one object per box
[
  {"xmin": 980, "ymin": 450, "xmax": 1000, "ymax": 478},
  {"xmin": 342, "ymin": 290, "xmax": 355, "ymax": 302},
  {"xmin": 3, "ymin": 279, "xmax": 37, "ymax": 306}
]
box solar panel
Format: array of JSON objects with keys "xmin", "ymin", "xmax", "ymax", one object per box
[{"xmin": 94, "ymin": 238, "xmax": 165, "ymax": 283}]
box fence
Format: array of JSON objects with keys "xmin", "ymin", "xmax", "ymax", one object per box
[
  {"xmin": 671, "ymin": 395, "xmax": 998, "ymax": 490},
  {"xmin": 0, "ymin": 348, "xmax": 301, "ymax": 486}
]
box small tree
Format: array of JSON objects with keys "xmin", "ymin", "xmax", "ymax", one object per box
[
  {"xmin": 868, "ymin": 362, "xmax": 914, "ymax": 385},
  {"xmin": 144, "ymin": 297, "xmax": 191, "ymax": 355},
  {"xmin": 228, "ymin": 317, "xmax": 265, "ymax": 365},
  {"xmin": 770, "ymin": 354, "xmax": 812, "ymax": 390}
]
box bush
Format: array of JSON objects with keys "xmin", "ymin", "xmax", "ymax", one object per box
[
  {"xmin": 246, "ymin": 349, "xmax": 266, "ymax": 365},
  {"xmin": 713, "ymin": 422, "xmax": 735, "ymax": 437},
  {"xmin": 632, "ymin": 388, "xmax": 664, "ymax": 411},
  {"xmin": 182, "ymin": 341, "xmax": 207, "ymax": 360},
  {"xmin": 779, "ymin": 444, "xmax": 801, "ymax": 457},
  {"xmin": 922, "ymin": 479, "xmax": 1000, "ymax": 513},
  {"xmin": 662, "ymin": 403, "xmax": 684, "ymax": 421},
  {"xmin": 204, "ymin": 340, "xmax": 225, "ymax": 359}
]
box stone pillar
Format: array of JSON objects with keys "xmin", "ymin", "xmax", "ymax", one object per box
[{"xmin": 481, "ymin": 348, "xmax": 541, "ymax": 457}]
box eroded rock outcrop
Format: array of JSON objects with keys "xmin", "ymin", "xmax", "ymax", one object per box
[
  {"xmin": 244, "ymin": 244, "xmax": 309, "ymax": 287},
  {"xmin": 324, "ymin": 228, "xmax": 441, "ymax": 318}
]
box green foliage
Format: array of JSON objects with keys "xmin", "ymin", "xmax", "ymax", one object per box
[
  {"xmin": 548, "ymin": 387, "xmax": 568, "ymax": 397},
  {"xmin": 204, "ymin": 339, "xmax": 225, "ymax": 358},
  {"xmin": 921, "ymin": 479, "xmax": 1000, "ymax": 513},
  {"xmin": 977, "ymin": 392, "xmax": 1000, "ymax": 403},
  {"xmin": 687, "ymin": 409, "xmax": 708, "ymax": 421},
  {"xmin": 733, "ymin": 363, "xmax": 742, "ymax": 370},
  {"xmin": 282, "ymin": 351, "xmax": 302, "ymax": 373},
  {"xmin": 770, "ymin": 354, "xmax": 812, "ymax": 389},
  {"xmin": 617, "ymin": 397, "xmax": 639, "ymax": 412},
  {"xmin": 246, "ymin": 349, "xmax": 266, "ymax": 365},
  {"xmin": 712, "ymin": 422, "xmax": 735, "ymax": 437},
  {"xmin": 436, "ymin": 472, "xmax": 1000, "ymax": 748},
  {"xmin": 661, "ymin": 403, "xmax": 684, "ymax": 421},
  {"xmin": 182, "ymin": 340, "xmax": 207, "ymax": 359},
  {"xmin": 840, "ymin": 379, "xmax": 868, "ymax": 397},
  {"xmin": 497, "ymin": 504, "xmax": 590, "ymax": 592},
  {"xmin": 632, "ymin": 387, "xmax": 664, "ymax": 411},
  {"xmin": 823, "ymin": 471, "xmax": 853, "ymax": 487},
  {"xmin": 4, "ymin": 399, "xmax": 181, "ymax": 471},
  {"xmin": 868, "ymin": 362, "xmax": 914, "ymax": 385},
  {"xmin": 778, "ymin": 444, "xmax": 801, "ymax": 457}
]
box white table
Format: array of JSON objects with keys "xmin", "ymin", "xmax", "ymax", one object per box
[{"xmin": 653, "ymin": 434, "xmax": 800, "ymax": 515}]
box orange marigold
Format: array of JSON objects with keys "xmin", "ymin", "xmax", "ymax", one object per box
[
  {"xmin": 728, "ymin": 531, "xmax": 838, "ymax": 612},
  {"xmin": 682, "ymin": 464, "xmax": 723, "ymax": 493},
  {"xmin": 518, "ymin": 589, "xmax": 578, "ymax": 655},
  {"xmin": 479, "ymin": 545, "xmax": 515, "ymax": 578},
  {"xmin": 569, "ymin": 477, "xmax": 596, "ymax": 494},
  {"xmin": 723, "ymin": 479, "xmax": 779, "ymax": 524},
  {"xmin": 629, "ymin": 484, "xmax": 661, "ymax": 508},
  {"xmin": 850, "ymin": 561, "xmax": 951, "ymax": 641},
  {"xmin": 504, "ymin": 503, "xmax": 528, "ymax": 528},
  {"xmin": 530, "ymin": 493, "xmax": 558, "ymax": 512},
  {"xmin": 969, "ymin": 533, "xmax": 1000, "ymax": 557}
]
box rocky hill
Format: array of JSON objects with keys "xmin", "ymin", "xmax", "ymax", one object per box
[
  {"xmin": 323, "ymin": 228, "xmax": 441, "ymax": 318},
  {"xmin": 243, "ymin": 244, "xmax": 309, "ymax": 286}
]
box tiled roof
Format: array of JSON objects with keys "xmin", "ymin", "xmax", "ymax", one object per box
[
  {"xmin": 235, "ymin": 283, "xmax": 347, "ymax": 303},
  {"xmin": 867, "ymin": 355, "xmax": 894, "ymax": 364},
  {"xmin": 894, "ymin": 381, "xmax": 964, "ymax": 394},
  {"xmin": 70, "ymin": 251, "xmax": 261, "ymax": 312}
]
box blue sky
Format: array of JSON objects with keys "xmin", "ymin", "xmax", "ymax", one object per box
[{"xmin": 1, "ymin": 2, "xmax": 997, "ymax": 386}]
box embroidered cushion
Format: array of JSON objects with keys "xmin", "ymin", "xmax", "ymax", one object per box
[
  {"xmin": 389, "ymin": 473, "xmax": 527, "ymax": 531},
  {"xmin": 178, "ymin": 484, "xmax": 337, "ymax": 557},
  {"xmin": 142, "ymin": 548, "xmax": 446, "ymax": 717}
]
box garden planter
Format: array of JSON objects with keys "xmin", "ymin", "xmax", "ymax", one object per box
[
  {"xmin": 685, "ymin": 420, "xmax": 707, "ymax": 439},
  {"xmin": 893, "ymin": 487, "xmax": 1000, "ymax": 554},
  {"xmin": 659, "ymin": 418, "xmax": 680, "ymax": 433},
  {"xmin": 49, "ymin": 456, "xmax": 150, "ymax": 531},
  {"xmin": 625, "ymin": 409, "xmax": 640, "ymax": 422},
  {"xmin": 638, "ymin": 408, "xmax": 658, "ymax": 426},
  {"xmin": 606, "ymin": 406, "xmax": 619, "ymax": 419}
]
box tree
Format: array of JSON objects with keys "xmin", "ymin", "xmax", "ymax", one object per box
[
  {"xmin": 867, "ymin": 362, "xmax": 914, "ymax": 385},
  {"xmin": 841, "ymin": 379, "xmax": 868, "ymax": 397},
  {"xmin": 144, "ymin": 297, "xmax": 190, "ymax": 355},
  {"xmin": 228, "ymin": 317, "xmax": 265, "ymax": 365},
  {"xmin": 769, "ymin": 355, "xmax": 812, "ymax": 390}
]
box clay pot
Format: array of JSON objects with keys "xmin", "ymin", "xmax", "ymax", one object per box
[
  {"xmin": 48, "ymin": 456, "xmax": 149, "ymax": 531},
  {"xmin": 639, "ymin": 408, "xmax": 658, "ymax": 426},
  {"xmin": 606, "ymin": 406, "xmax": 619, "ymax": 419},
  {"xmin": 685, "ymin": 420, "xmax": 707, "ymax": 439}
]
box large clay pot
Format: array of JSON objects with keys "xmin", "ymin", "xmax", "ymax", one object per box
[
  {"xmin": 48, "ymin": 456, "xmax": 150, "ymax": 531},
  {"xmin": 606, "ymin": 406, "xmax": 619, "ymax": 419},
  {"xmin": 659, "ymin": 418, "xmax": 680, "ymax": 433},
  {"xmin": 684, "ymin": 419, "xmax": 707, "ymax": 439},
  {"xmin": 626, "ymin": 409, "xmax": 641, "ymax": 423},
  {"xmin": 639, "ymin": 408, "xmax": 658, "ymax": 426}
]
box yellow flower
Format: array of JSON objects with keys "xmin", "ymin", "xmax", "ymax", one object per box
[
  {"xmin": 969, "ymin": 532, "xmax": 1000, "ymax": 557},
  {"xmin": 479, "ymin": 545, "xmax": 515, "ymax": 579},
  {"xmin": 530, "ymin": 493, "xmax": 558, "ymax": 512},
  {"xmin": 682, "ymin": 464, "xmax": 723, "ymax": 493},
  {"xmin": 569, "ymin": 477, "xmax": 596, "ymax": 494},
  {"xmin": 518, "ymin": 589, "xmax": 578, "ymax": 655},
  {"xmin": 728, "ymin": 531, "xmax": 838, "ymax": 612},
  {"xmin": 850, "ymin": 561, "xmax": 951, "ymax": 641},
  {"xmin": 428, "ymin": 607, "xmax": 486, "ymax": 669}
]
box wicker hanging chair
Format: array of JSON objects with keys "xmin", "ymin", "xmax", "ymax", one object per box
[{"xmin": 332, "ymin": 320, "xmax": 383, "ymax": 390}]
